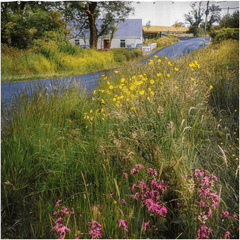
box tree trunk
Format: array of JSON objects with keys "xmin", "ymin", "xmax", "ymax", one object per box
[{"xmin": 86, "ymin": 2, "xmax": 98, "ymax": 49}]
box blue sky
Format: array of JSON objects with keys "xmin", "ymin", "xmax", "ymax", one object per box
[{"xmin": 128, "ymin": 0, "xmax": 239, "ymax": 26}]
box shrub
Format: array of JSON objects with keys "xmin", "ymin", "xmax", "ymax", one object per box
[{"xmin": 210, "ymin": 28, "xmax": 239, "ymax": 43}]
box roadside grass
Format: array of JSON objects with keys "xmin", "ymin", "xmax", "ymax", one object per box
[
  {"xmin": 1, "ymin": 39, "xmax": 239, "ymax": 239},
  {"xmin": 1, "ymin": 35, "xmax": 178, "ymax": 83}
]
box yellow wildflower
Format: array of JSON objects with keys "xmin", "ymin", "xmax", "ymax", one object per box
[
  {"xmin": 167, "ymin": 74, "xmax": 170, "ymax": 78},
  {"xmin": 121, "ymin": 78, "xmax": 125, "ymax": 83},
  {"xmin": 115, "ymin": 70, "xmax": 119, "ymax": 73},
  {"xmin": 150, "ymin": 79, "xmax": 155, "ymax": 84},
  {"xmin": 165, "ymin": 57, "xmax": 168, "ymax": 59},
  {"xmin": 154, "ymin": 55, "xmax": 159, "ymax": 58},
  {"xmin": 140, "ymin": 90, "xmax": 145, "ymax": 95},
  {"xmin": 174, "ymin": 67, "xmax": 179, "ymax": 71},
  {"xmin": 93, "ymin": 90, "xmax": 96, "ymax": 95},
  {"xmin": 157, "ymin": 59, "xmax": 161, "ymax": 63},
  {"xmin": 175, "ymin": 86, "xmax": 179, "ymax": 89},
  {"xmin": 210, "ymin": 85, "xmax": 213, "ymax": 89},
  {"xmin": 148, "ymin": 88, "xmax": 152, "ymax": 92},
  {"xmin": 168, "ymin": 62, "xmax": 173, "ymax": 66},
  {"xmin": 101, "ymin": 99, "xmax": 105, "ymax": 104},
  {"xmin": 147, "ymin": 97, "xmax": 150, "ymax": 101},
  {"xmin": 157, "ymin": 73, "xmax": 162, "ymax": 77},
  {"xmin": 109, "ymin": 85, "xmax": 113, "ymax": 89},
  {"xmin": 191, "ymin": 78, "xmax": 195, "ymax": 81}
]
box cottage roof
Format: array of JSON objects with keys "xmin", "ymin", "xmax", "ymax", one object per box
[
  {"xmin": 69, "ymin": 19, "xmax": 142, "ymax": 39},
  {"xmin": 142, "ymin": 26, "xmax": 189, "ymax": 33}
]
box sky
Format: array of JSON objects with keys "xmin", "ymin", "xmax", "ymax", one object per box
[{"xmin": 128, "ymin": 0, "xmax": 239, "ymax": 26}]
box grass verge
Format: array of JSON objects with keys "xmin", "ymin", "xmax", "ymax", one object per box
[
  {"xmin": 1, "ymin": 39, "xmax": 239, "ymax": 239},
  {"xmin": 1, "ymin": 35, "xmax": 179, "ymax": 83}
]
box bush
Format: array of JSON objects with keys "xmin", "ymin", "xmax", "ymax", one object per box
[{"xmin": 210, "ymin": 28, "xmax": 239, "ymax": 43}]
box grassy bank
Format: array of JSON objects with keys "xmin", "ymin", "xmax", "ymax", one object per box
[
  {"xmin": 1, "ymin": 39, "xmax": 239, "ymax": 239},
  {"xmin": 1, "ymin": 35, "xmax": 179, "ymax": 83}
]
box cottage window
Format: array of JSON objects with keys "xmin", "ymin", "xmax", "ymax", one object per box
[
  {"xmin": 120, "ymin": 40, "xmax": 125, "ymax": 48},
  {"xmin": 75, "ymin": 39, "xmax": 79, "ymax": 46}
]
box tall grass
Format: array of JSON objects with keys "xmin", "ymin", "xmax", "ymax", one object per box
[
  {"xmin": 1, "ymin": 39, "xmax": 239, "ymax": 239},
  {"xmin": 1, "ymin": 36, "xmax": 179, "ymax": 83}
]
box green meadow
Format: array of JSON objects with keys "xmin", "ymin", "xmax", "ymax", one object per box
[{"xmin": 1, "ymin": 39, "xmax": 239, "ymax": 239}]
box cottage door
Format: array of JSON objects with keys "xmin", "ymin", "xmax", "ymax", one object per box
[{"xmin": 103, "ymin": 39, "xmax": 110, "ymax": 49}]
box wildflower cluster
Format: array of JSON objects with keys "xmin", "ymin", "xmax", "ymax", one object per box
[
  {"xmin": 84, "ymin": 107, "xmax": 105, "ymax": 128},
  {"xmin": 185, "ymin": 169, "xmax": 220, "ymax": 239},
  {"xmin": 52, "ymin": 200, "xmax": 72, "ymax": 239},
  {"xmin": 89, "ymin": 220, "xmax": 102, "ymax": 239},
  {"xmin": 130, "ymin": 165, "xmax": 168, "ymax": 225}
]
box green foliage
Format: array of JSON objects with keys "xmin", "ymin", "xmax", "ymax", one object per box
[
  {"xmin": 219, "ymin": 10, "xmax": 239, "ymax": 29},
  {"xmin": 210, "ymin": 28, "xmax": 239, "ymax": 43},
  {"xmin": 112, "ymin": 49, "xmax": 142, "ymax": 62},
  {"xmin": 1, "ymin": 2, "xmax": 69, "ymax": 49}
]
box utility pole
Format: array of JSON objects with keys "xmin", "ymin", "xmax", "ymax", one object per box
[{"xmin": 204, "ymin": 1, "xmax": 209, "ymax": 47}]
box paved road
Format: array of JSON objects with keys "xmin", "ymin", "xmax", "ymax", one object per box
[{"xmin": 1, "ymin": 37, "xmax": 210, "ymax": 110}]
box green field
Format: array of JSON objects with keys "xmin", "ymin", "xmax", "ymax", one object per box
[{"xmin": 1, "ymin": 39, "xmax": 239, "ymax": 239}]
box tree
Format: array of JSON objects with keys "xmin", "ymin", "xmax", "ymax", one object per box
[
  {"xmin": 184, "ymin": 2, "xmax": 221, "ymax": 36},
  {"xmin": 172, "ymin": 21, "xmax": 185, "ymax": 28},
  {"xmin": 57, "ymin": 1, "xmax": 134, "ymax": 48},
  {"xmin": 219, "ymin": 10, "xmax": 239, "ymax": 28},
  {"xmin": 146, "ymin": 20, "xmax": 151, "ymax": 30},
  {"xmin": 1, "ymin": 2, "xmax": 67, "ymax": 48}
]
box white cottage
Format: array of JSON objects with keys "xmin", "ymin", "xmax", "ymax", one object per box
[{"xmin": 69, "ymin": 19, "xmax": 143, "ymax": 49}]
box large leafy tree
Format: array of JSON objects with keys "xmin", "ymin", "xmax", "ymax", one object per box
[
  {"xmin": 219, "ymin": 10, "xmax": 239, "ymax": 28},
  {"xmin": 56, "ymin": 1, "xmax": 134, "ymax": 48},
  {"xmin": 1, "ymin": 1, "xmax": 68, "ymax": 48},
  {"xmin": 185, "ymin": 2, "xmax": 221, "ymax": 36}
]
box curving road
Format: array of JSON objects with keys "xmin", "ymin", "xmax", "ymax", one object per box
[{"xmin": 1, "ymin": 37, "xmax": 210, "ymax": 110}]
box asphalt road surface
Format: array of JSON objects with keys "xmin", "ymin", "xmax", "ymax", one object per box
[{"xmin": 1, "ymin": 37, "xmax": 210, "ymax": 111}]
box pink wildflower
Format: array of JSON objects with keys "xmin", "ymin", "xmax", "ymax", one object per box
[
  {"xmin": 225, "ymin": 231, "xmax": 230, "ymax": 239},
  {"xmin": 89, "ymin": 220, "xmax": 102, "ymax": 229},
  {"xmin": 121, "ymin": 199, "xmax": 127, "ymax": 205},
  {"xmin": 59, "ymin": 225, "xmax": 71, "ymax": 238},
  {"xmin": 221, "ymin": 211, "xmax": 230, "ymax": 219},
  {"xmin": 89, "ymin": 228, "xmax": 102, "ymax": 239},
  {"xmin": 232, "ymin": 213, "xmax": 238, "ymax": 220},
  {"xmin": 198, "ymin": 200, "xmax": 206, "ymax": 207},
  {"xmin": 130, "ymin": 168, "xmax": 138, "ymax": 174},
  {"xmin": 70, "ymin": 209, "xmax": 74, "ymax": 215},
  {"xmin": 79, "ymin": 213, "xmax": 83, "ymax": 217},
  {"xmin": 88, "ymin": 220, "xmax": 102, "ymax": 239},
  {"xmin": 123, "ymin": 173, "xmax": 128, "ymax": 178},
  {"xmin": 131, "ymin": 184, "xmax": 139, "ymax": 191},
  {"xmin": 139, "ymin": 181, "xmax": 148, "ymax": 190},
  {"xmin": 142, "ymin": 220, "xmax": 150, "ymax": 231},
  {"xmin": 201, "ymin": 176, "xmax": 212, "ymax": 187},
  {"xmin": 197, "ymin": 225, "xmax": 211, "ymax": 239},
  {"xmin": 53, "ymin": 210, "xmax": 59, "ymax": 215},
  {"xmin": 61, "ymin": 207, "xmax": 69, "ymax": 214},
  {"xmin": 207, "ymin": 208, "xmax": 212, "ymax": 217},
  {"xmin": 199, "ymin": 188, "xmax": 210, "ymax": 196},
  {"xmin": 118, "ymin": 219, "xmax": 128, "ymax": 232},
  {"xmin": 212, "ymin": 200, "xmax": 218, "ymax": 210},
  {"xmin": 55, "ymin": 217, "xmax": 63, "ymax": 224},
  {"xmin": 147, "ymin": 168, "xmax": 157, "ymax": 177},
  {"xmin": 55, "ymin": 200, "xmax": 62, "ymax": 207},
  {"xmin": 134, "ymin": 192, "xmax": 140, "ymax": 198},
  {"xmin": 135, "ymin": 164, "xmax": 144, "ymax": 169}
]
